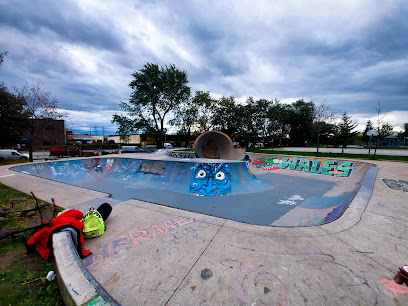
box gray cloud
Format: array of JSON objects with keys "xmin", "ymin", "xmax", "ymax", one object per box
[{"xmin": 0, "ymin": 0, "xmax": 407, "ymax": 134}]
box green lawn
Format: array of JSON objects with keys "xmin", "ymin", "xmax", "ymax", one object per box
[{"xmin": 0, "ymin": 183, "xmax": 63, "ymax": 306}]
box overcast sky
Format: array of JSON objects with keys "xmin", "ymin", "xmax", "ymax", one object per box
[{"xmin": 1, "ymin": 0, "xmax": 407, "ymax": 135}]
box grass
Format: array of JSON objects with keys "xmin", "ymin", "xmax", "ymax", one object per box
[
  {"xmin": 246, "ymin": 147, "xmax": 408, "ymax": 162},
  {"xmin": 0, "ymin": 182, "xmax": 64, "ymax": 306}
]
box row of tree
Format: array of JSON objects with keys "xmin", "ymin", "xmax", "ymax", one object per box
[{"xmin": 113, "ymin": 63, "xmax": 403, "ymax": 149}]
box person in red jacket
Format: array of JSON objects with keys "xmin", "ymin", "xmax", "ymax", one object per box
[{"xmin": 27, "ymin": 209, "xmax": 91, "ymax": 260}]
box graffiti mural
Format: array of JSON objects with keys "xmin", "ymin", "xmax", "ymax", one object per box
[
  {"xmin": 253, "ymin": 157, "xmax": 354, "ymax": 177},
  {"xmin": 381, "ymin": 179, "xmax": 408, "ymax": 192},
  {"xmin": 252, "ymin": 158, "xmax": 282, "ymax": 170},
  {"xmin": 189, "ymin": 163, "xmax": 231, "ymax": 196},
  {"xmin": 167, "ymin": 150, "xmax": 197, "ymax": 158}
]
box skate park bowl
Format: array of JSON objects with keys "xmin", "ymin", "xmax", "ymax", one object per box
[{"xmin": 10, "ymin": 153, "xmax": 377, "ymax": 227}]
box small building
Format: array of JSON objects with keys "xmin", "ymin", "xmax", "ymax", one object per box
[
  {"xmin": 73, "ymin": 134, "xmax": 94, "ymax": 144},
  {"xmin": 107, "ymin": 135, "xmax": 141, "ymax": 144},
  {"xmin": 22, "ymin": 118, "xmax": 66, "ymax": 147}
]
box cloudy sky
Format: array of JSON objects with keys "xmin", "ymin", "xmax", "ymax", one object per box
[{"xmin": 0, "ymin": 0, "xmax": 407, "ymax": 135}]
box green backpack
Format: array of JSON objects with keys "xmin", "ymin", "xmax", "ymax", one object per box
[{"xmin": 82, "ymin": 208, "xmax": 105, "ymax": 239}]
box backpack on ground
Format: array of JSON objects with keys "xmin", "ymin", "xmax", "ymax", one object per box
[{"xmin": 82, "ymin": 208, "xmax": 105, "ymax": 239}]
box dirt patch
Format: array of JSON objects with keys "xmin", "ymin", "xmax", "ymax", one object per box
[{"xmin": 0, "ymin": 249, "xmax": 20, "ymax": 273}]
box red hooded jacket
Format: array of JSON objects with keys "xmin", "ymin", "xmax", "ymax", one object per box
[{"xmin": 27, "ymin": 209, "xmax": 91, "ymax": 260}]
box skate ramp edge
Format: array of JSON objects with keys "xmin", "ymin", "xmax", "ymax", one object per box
[{"xmin": 53, "ymin": 231, "xmax": 120, "ymax": 305}]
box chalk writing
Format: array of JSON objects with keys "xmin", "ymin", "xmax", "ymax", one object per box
[
  {"xmin": 83, "ymin": 217, "xmax": 200, "ymax": 267},
  {"xmin": 380, "ymin": 279, "xmax": 408, "ymax": 296},
  {"xmin": 161, "ymin": 218, "xmax": 218, "ymax": 244}
]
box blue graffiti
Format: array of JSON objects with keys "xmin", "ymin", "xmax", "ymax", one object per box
[{"xmin": 189, "ymin": 163, "xmax": 231, "ymax": 196}]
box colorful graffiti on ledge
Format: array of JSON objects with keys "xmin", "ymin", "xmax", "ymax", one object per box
[
  {"xmin": 253, "ymin": 157, "xmax": 354, "ymax": 177},
  {"xmin": 189, "ymin": 163, "xmax": 231, "ymax": 196}
]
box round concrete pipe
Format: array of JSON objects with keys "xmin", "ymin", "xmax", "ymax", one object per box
[{"xmin": 193, "ymin": 130, "xmax": 244, "ymax": 160}]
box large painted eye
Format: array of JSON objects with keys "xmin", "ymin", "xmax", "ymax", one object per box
[
  {"xmin": 196, "ymin": 169, "xmax": 207, "ymax": 178},
  {"xmin": 215, "ymin": 171, "xmax": 226, "ymax": 180}
]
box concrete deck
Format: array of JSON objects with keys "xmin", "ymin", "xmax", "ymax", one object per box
[{"xmin": 1, "ymin": 153, "xmax": 408, "ymax": 305}]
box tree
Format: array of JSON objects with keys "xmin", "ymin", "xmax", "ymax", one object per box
[
  {"xmin": 312, "ymin": 100, "xmax": 336, "ymax": 156},
  {"xmin": 170, "ymin": 91, "xmax": 213, "ymax": 147},
  {"xmin": 211, "ymin": 96, "xmax": 240, "ymax": 138},
  {"xmin": 372, "ymin": 102, "xmax": 393, "ymax": 145},
  {"xmin": 14, "ymin": 82, "xmax": 64, "ymax": 161},
  {"xmin": 0, "ymin": 83, "xmax": 29, "ymax": 147},
  {"xmin": 112, "ymin": 63, "xmax": 190, "ymax": 148},
  {"xmin": 362, "ymin": 119, "xmax": 374, "ymax": 144},
  {"xmin": 337, "ymin": 112, "xmax": 358, "ymax": 152},
  {"xmin": 285, "ymin": 99, "xmax": 314, "ymax": 146}
]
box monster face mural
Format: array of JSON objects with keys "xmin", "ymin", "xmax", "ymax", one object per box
[{"xmin": 189, "ymin": 163, "xmax": 231, "ymax": 196}]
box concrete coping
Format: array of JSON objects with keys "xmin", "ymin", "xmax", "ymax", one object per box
[{"xmin": 52, "ymin": 231, "xmax": 120, "ymax": 306}]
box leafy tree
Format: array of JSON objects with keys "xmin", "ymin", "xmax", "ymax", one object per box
[
  {"xmin": 170, "ymin": 91, "xmax": 214, "ymax": 147},
  {"xmin": 112, "ymin": 63, "xmax": 190, "ymax": 148},
  {"xmin": 192, "ymin": 91, "xmax": 216, "ymax": 133},
  {"xmin": 402, "ymin": 123, "xmax": 408, "ymax": 137},
  {"xmin": 284, "ymin": 99, "xmax": 314, "ymax": 146},
  {"xmin": 0, "ymin": 83, "xmax": 29, "ymax": 147},
  {"xmin": 211, "ymin": 96, "xmax": 240, "ymax": 138},
  {"xmin": 337, "ymin": 112, "xmax": 357, "ymax": 152},
  {"xmin": 362, "ymin": 119, "xmax": 374, "ymax": 144},
  {"xmin": 14, "ymin": 82, "xmax": 64, "ymax": 161},
  {"xmin": 379, "ymin": 122, "xmax": 393, "ymax": 139}
]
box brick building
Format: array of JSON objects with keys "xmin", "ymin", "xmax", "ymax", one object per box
[{"xmin": 22, "ymin": 118, "xmax": 66, "ymax": 147}]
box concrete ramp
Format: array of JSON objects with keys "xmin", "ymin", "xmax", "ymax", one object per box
[{"xmin": 11, "ymin": 155, "xmax": 377, "ymax": 227}]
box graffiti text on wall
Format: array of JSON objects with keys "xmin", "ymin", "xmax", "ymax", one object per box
[
  {"xmin": 167, "ymin": 150, "xmax": 196, "ymax": 158},
  {"xmin": 381, "ymin": 178, "xmax": 408, "ymax": 192},
  {"xmin": 253, "ymin": 157, "xmax": 354, "ymax": 177}
]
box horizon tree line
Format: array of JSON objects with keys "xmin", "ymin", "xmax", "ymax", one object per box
[{"xmin": 113, "ymin": 62, "xmax": 403, "ymax": 149}]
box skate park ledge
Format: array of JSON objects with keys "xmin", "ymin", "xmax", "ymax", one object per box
[{"xmin": 52, "ymin": 232, "xmax": 120, "ymax": 306}]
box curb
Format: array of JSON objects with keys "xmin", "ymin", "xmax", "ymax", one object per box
[{"xmin": 52, "ymin": 232, "xmax": 120, "ymax": 306}]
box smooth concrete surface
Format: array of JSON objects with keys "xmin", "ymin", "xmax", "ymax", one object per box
[{"xmin": 1, "ymin": 154, "xmax": 408, "ymax": 305}]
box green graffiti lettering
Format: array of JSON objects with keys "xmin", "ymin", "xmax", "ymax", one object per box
[
  {"xmin": 281, "ymin": 157, "xmax": 298, "ymax": 170},
  {"xmin": 295, "ymin": 158, "xmax": 311, "ymax": 172},
  {"xmin": 310, "ymin": 159, "xmax": 321, "ymax": 174},
  {"xmin": 334, "ymin": 162, "xmax": 353, "ymax": 177},
  {"xmin": 321, "ymin": 160, "xmax": 336, "ymax": 175}
]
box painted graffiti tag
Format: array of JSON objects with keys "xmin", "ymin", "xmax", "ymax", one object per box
[
  {"xmin": 168, "ymin": 151, "xmax": 197, "ymax": 158},
  {"xmin": 381, "ymin": 178, "xmax": 408, "ymax": 192},
  {"xmin": 253, "ymin": 157, "xmax": 354, "ymax": 177}
]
